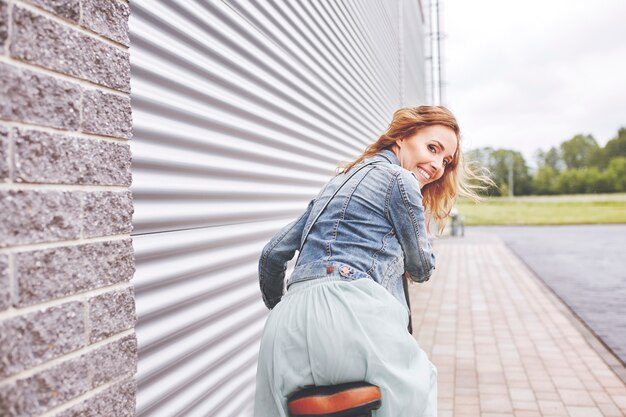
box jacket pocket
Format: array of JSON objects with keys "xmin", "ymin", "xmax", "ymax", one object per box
[{"xmin": 381, "ymin": 256, "xmax": 403, "ymax": 287}]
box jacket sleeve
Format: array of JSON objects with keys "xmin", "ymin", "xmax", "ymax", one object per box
[
  {"xmin": 387, "ymin": 170, "xmax": 436, "ymax": 282},
  {"xmin": 258, "ymin": 198, "xmax": 315, "ymax": 309}
]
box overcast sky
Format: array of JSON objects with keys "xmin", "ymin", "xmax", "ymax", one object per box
[{"xmin": 441, "ymin": 0, "xmax": 626, "ymax": 168}]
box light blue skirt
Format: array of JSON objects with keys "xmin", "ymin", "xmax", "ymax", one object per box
[{"xmin": 254, "ymin": 276, "xmax": 438, "ymax": 417}]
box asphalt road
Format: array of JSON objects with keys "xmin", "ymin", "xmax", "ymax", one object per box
[{"xmin": 468, "ymin": 224, "xmax": 626, "ymax": 366}]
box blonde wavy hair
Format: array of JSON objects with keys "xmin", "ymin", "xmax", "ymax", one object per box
[{"xmin": 339, "ymin": 105, "xmax": 493, "ymax": 234}]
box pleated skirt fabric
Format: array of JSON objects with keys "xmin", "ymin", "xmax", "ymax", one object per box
[{"xmin": 253, "ymin": 276, "xmax": 438, "ymax": 417}]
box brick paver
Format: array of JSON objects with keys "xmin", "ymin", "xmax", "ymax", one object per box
[{"xmin": 410, "ymin": 232, "xmax": 626, "ymax": 417}]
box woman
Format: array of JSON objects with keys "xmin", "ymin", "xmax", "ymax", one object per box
[{"xmin": 254, "ymin": 106, "xmax": 488, "ymax": 417}]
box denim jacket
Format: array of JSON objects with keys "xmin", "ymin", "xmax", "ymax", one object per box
[{"xmin": 258, "ymin": 148, "xmax": 436, "ymax": 311}]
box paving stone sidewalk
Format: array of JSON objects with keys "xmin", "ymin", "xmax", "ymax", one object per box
[{"xmin": 409, "ymin": 232, "xmax": 626, "ymax": 417}]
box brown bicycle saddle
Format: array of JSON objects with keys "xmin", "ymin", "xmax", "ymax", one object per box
[{"xmin": 287, "ymin": 381, "xmax": 382, "ymax": 417}]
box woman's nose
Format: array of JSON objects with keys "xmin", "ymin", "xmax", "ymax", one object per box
[
  {"xmin": 430, "ymin": 158, "xmax": 443, "ymax": 173},
  {"xmin": 431, "ymin": 159, "xmax": 447, "ymax": 179}
]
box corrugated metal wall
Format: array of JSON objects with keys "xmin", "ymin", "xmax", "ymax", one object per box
[{"xmin": 129, "ymin": 1, "xmax": 426, "ymax": 415}]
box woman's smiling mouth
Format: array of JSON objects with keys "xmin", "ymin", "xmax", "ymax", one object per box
[{"xmin": 416, "ymin": 167, "xmax": 431, "ymax": 180}]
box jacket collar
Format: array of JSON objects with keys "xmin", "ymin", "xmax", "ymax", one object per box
[{"xmin": 374, "ymin": 148, "xmax": 400, "ymax": 166}]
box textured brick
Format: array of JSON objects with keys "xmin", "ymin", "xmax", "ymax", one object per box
[
  {"xmin": 88, "ymin": 334, "xmax": 137, "ymax": 387},
  {"xmin": 0, "ymin": 301, "xmax": 85, "ymax": 378},
  {"xmin": 15, "ymin": 239, "xmax": 134, "ymax": 306},
  {"xmin": 82, "ymin": 0, "xmax": 130, "ymax": 46},
  {"xmin": 14, "ymin": 128, "xmax": 132, "ymax": 186},
  {"xmin": 0, "ymin": 62, "xmax": 81, "ymax": 129},
  {"xmin": 0, "ymin": 254, "xmax": 9, "ymax": 311},
  {"xmin": 0, "ymin": 335, "xmax": 136, "ymax": 416},
  {"xmin": 0, "ymin": 0, "xmax": 7, "ymax": 51},
  {"xmin": 82, "ymin": 89, "xmax": 132, "ymax": 139},
  {"xmin": 0, "ymin": 354, "xmax": 90, "ymax": 417},
  {"xmin": 0, "ymin": 190, "xmax": 82, "ymax": 247},
  {"xmin": 0, "ymin": 125, "xmax": 9, "ymax": 180},
  {"xmin": 89, "ymin": 287, "xmax": 135, "ymax": 343},
  {"xmin": 23, "ymin": 0, "xmax": 80, "ymax": 22},
  {"xmin": 83, "ymin": 191, "xmax": 133, "ymax": 238},
  {"xmin": 54, "ymin": 379, "xmax": 136, "ymax": 417},
  {"xmin": 10, "ymin": 6, "xmax": 130, "ymax": 92}
]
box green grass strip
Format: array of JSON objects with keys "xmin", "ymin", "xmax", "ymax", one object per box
[{"xmin": 456, "ymin": 193, "xmax": 626, "ymax": 225}]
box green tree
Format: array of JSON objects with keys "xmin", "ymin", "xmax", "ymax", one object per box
[
  {"xmin": 581, "ymin": 167, "xmax": 613, "ymax": 193},
  {"xmin": 604, "ymin": 156, "xmax": 626, "ymax": 192},
  {"xmin": 489, "ymin": 149, "xmax": 532, "ymax": 195},
  {"xmin": 555, "ymin": 169, "xmax": 586, "ymax": 194},
  {"xmin": 560, "ymin": 134, "xmax": 600, "ymax": 169},
  {"xmin": 465, "ymin": 148, "xmax": 500, "ymax": 196},
  {"xmin": 533, "ymin": 166, "xmax": 558, "ymax": 194},
  {"xmin": 466, "ymin": 148, "xmax": 531, "ymax": 196},
  {"xmin": 465, "ymin": 147, "xmax": 493, "ymax": 171},
  {"xmin": 534, "ymin": 146, "xmax": 563, "ymax": 172},
  {"xmin": 605, "ymin": 128, "xmax": 626, "ymax": 156},
  {"xmin": 596, "ymin": 128, "xmax": 626, "ymax": 167}
]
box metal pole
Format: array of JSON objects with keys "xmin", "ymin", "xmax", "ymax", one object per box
[
  {"xmin": 435, "ymin": 0, "xmax": 442, "ymax": 105},
  {"xmin": 429, "ymin": 0, "xmax": 435, "ymax": 104},
  {"xmin": 508, "ymin": 154, "xmax": 514, "ymax": 197}
]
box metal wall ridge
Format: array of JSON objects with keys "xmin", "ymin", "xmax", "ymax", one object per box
[
  {"xmin": 131, "ymin": 2, "xmax": 377, "ymax": 142},
  {"xmin": 137, "ymin": 294, "xmax": 260, "ymax": 357},
  {"xmin": 137, "ymin": 332, "xmax": 262, "ymax": 415},
  {"xmin": 138, "ymin": 307, "xmax": 263, "ymax": 388}
]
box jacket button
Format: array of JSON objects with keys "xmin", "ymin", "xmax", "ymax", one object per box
[{"xmin": 326, "ymin": 266, "xmax": 334, "ymax": 273}]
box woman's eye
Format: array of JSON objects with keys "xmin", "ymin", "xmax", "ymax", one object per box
[{"xmin": 428, "ymin": 144, "xmax": 436, "ymax": 152}]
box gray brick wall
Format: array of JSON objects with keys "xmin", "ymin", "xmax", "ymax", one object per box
[{"xmin": 0, "ymin": 1, "xmax": 135, "ymax": 416}]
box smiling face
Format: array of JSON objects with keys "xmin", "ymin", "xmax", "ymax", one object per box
[{"xmin": 391, "ymin": 124, "xmax": 458, "ymax": 189}]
